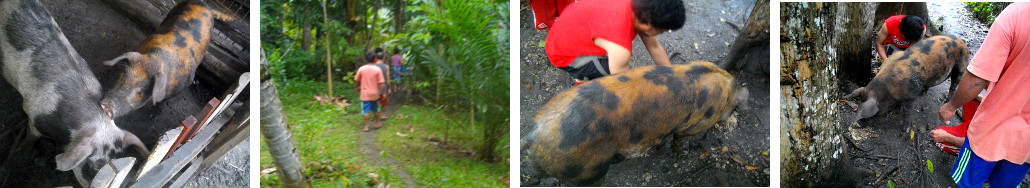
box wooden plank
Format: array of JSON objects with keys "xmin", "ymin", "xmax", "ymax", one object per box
[
  {"xmin": 129, "ymin": 73, "xmax": 248, "ymax": 187},
  {"xmin": 167, "ymin": 158, "xmax": 203, "ymax": 188},
  {"xmin": 137, "ymin": 127, "xmax": 183, "ymax": 180},
  {"xmin": 129, "ymin": 107, "xmax": 236, "ymax": 187},
  {"xmin": 91, "ymin": 157, "xmax": 136, "ymax": 188},
  {"xmin": 170, "ymin": 107, "xmax": 250, "ymax": 187}
]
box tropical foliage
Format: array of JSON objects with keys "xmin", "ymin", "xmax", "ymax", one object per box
[
  {"xmin": 261, "ymin": 0, "xmax": 509, "ymax": 164},
  {"xmin": 965, "ymin": 2, "xmax": 1011, "ymax": 26}
]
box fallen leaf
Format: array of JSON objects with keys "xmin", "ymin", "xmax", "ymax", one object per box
[
  {"xmin": 396, "ymin": 132, "xmax": 408, "ymax": 137},
  {"xmin": 538, "ymin": 40, "xmax": 546, "ymax": 48},
  {"xmin": 260, "ymin": 167, "xmax": 277, "ymax": 176},
  {"xmin": 762, "ymin": 151, "xmax": 769, "ymax": 156},
  {"xmin": 729, "ymin": 154, "xmax": 745, "ymax": 164},
  {"xmin": 888, "ymin": 179, "xmax": 896, "ymax": 188},
  {"xmin": 746, "ymin": 166, "xmax": 761, "ymax": 170}
]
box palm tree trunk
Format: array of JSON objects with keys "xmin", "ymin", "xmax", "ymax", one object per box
[{"xmin": 261, "ymin": 51, "xmax": 311, "ymax": 188}]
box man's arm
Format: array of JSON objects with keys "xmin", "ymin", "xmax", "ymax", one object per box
[
  {"xmin": 938, "ymin": 71, "xmax": 989, "ymax": 125},
  {"xmin": 875, "ymin": 24, "xmax": 890, "ymax": 59},
  {"xmin": 354, "ymin": 73, "xmax": 362, "ymax": 92},
  {"xmin": 594, "ymin": 38, "xmax": 632, "ymax": 74},
  {"xmin": 640, "ymin": 34, "xmax": 671, "ymax": 66}
]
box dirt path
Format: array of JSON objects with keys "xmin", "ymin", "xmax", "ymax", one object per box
[
  {"xmin": 358, "ymin": 87, "xmax": 417, "ymax": 188},
  {"xmin": 519, "ymin": 0, "xmax": 769, "ymax": 186},
  {"xmin": 839, "ymin": 3, "xmax": 1030, "ymax": 186}
]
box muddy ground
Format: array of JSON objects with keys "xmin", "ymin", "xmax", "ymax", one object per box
[
  {"xmin": 0, "ymin": 0, "xmax": 247, "ymax": 187},
  {"xmin": 518, "ymin": 0, "xmax": 770, "ymax": 186},
  {"xmin": 838, "ymin": 2, "xmax": 1029, "ymax": 187}
]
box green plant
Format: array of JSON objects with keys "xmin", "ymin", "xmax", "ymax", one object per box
[{"xmin": 965, "ymin": 2, "xmax": 1011, "ymax": 26}]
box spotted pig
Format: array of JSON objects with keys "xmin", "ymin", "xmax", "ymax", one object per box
[
  {"xmin": 845, "ymin": 35, "xmax": 969, "ymax": 120},
  {"xmin": 521, "ymin": 61, "xmax": 749, "ymax": 186},
  {"xmin": 0, "ymin": 0, "xmax": 149, "ymax": 176},
  {"xmin": 101, "ymin": 0, "xmax": 234, "ymax": 118}
]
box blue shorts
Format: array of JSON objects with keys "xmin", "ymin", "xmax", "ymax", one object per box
[
  {"xmin": 951, "ymin": 137, "xmax": 1030, "ymax": 188},
  {"xmin": 362, "ymin": 100, "xmax": 379, "ymax": 114}
]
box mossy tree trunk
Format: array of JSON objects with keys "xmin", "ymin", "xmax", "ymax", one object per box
[{"xmin": 780, "ymin": 2, "xmax": 875, "ymax": 186}]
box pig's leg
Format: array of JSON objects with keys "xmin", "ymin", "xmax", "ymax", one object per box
[{"xmin": 672, "ymin": 129, "xmax": 689, "ymax": 154}]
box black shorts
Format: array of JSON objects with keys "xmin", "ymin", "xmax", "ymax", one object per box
[{"xmin": 557, "ymin": 56, "xmax": 610, "ymax": 81}]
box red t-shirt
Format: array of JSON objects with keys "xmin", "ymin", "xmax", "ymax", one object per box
[
  {"xmin": 884, "ymin": 15, "xmax": 923, "ymax": 49},
  {"xmin": 544, "ymin": 0, "xmax": 636, "ymax": 68}
]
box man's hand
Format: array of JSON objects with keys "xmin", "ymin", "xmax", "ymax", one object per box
[
  {"xmin": 640, "ymin": 34, "xmax": 671, "ymax": 66},
  {"xmin": 938, "ymin": 102, "xmax": 959, "ymax": 125},
  {"xmin": 938, "ymin": 71, "xmax": 990, "ymax": 125}
]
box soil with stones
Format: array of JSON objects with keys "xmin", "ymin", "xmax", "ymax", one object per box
[
  {"xmin": 0, "ymin": 0, "xmax": 247, "ymax": 186},
  {"xmin": 518, "ymin": 0, "xmax": 770, "ymax": 186},
  {"xmin": 839, "ymin": 2, "xmax": 1029, "ymax": 187}
]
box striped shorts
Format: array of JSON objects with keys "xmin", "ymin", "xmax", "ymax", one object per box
[{"xmin": 951, "ymin": 137, "xmax": 1030, "ymax": 188}]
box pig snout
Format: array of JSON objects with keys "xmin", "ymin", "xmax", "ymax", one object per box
[
  {"xmin": 524, "ymin": 62, "xmax": 741, "ymax": 185},
  {"xmin": 55, "ymin": 124, "xmax": 149, "ymax": 172}
]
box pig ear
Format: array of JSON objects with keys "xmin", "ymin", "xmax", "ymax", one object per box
[
  {"xmin": 151, "ymin": 72, "xmax": 168, "ymax": 104},
  {"xmin": 858, "ymin": 98, "xmax": 879, "ymax": 119},
  {"xmin": 103, "ymin": 52, "xmax": 141, "ymax": 66},
  {"xmin": 122, "ymin": 130, "xmax": 150, "ymax": 156},
  {"xmin": 55, "ymin": 139, "xmax": 94, "ymax": 171}
]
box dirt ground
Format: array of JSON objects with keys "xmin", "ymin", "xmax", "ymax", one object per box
[
  {"xmin": 838, "ymin": 2, "xmax": 1029, "ymax": 187},
  {"xmin": 518, "ymin": 0, "xmax": 770, "ymax": 186},
  {"xmin": 0, "ymin": 0, "xmax": 247, "ymax": 187}
]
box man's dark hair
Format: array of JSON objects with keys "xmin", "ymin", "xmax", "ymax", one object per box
[
  {"xmin": 364, "ymin": 51, "xmax": 376, "ymax": 63},
  {"xmin": 375, "ymin": 47, "xmax": 384, "ymax": 54},
  {"xmin": 393, "ymin": 47, "xmax": 400, "ymax": 54},
  {"xmin": 900, "ymin": 15, "xmax": 925, "ymax": 42},
  {"xmin": 631, "ymin": 0, "xmax": 686, "ymax": 31}
]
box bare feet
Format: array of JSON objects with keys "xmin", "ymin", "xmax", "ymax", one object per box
[
  {"xmin": 931, "ymin": 129, "xmax": 963, "ymax": 146},
  {"xmin": 363, "ymin": 127, "xmax": 370, "ymax": 132},
  {"xmin": 374, "ymin": 121, "xmax": 383, "ymax": 129}
]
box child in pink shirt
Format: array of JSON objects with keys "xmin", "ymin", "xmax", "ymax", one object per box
[
  {"xmin": 938, "ymin": 3, "xmax": 1030, "ymax": 187},
  {"xmin": 355, "ymin": 52, "xmax": 385, "ymax": 132}
]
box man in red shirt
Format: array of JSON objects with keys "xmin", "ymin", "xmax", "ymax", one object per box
[
  {"xmin": 544, "ymin": 0, "xmax": 685, "ymax": 83},
  {"xmin": 875, "ymin": 15, "xmax": 926, "ymax": 60}
]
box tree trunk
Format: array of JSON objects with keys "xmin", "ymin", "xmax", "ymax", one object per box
[
  {"xmin": 302, "ymin": 25, "xmax": 312, "ymax": 51},
  {"xmin": 781, "ymin": 2, "xmax": 874, "ymax": 186},
  {"xmin": 394, "ymin": 0, "xmax": 404, "ymax": 34},
  {"xmin": 260, "ymin": 51, "xmax": 311, "ymax": 188},
  {"xmin": 719, "ymin": 0, "xmax": 769, "ymax": 77},
  {"xmin": 364, "ymin": 0, "xmax": 383, "ymax": 52},
  {"xmin": 323, "ymin": 0, "xmax": 333, "ymax": 97}
]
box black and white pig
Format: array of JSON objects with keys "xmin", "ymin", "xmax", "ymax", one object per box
[
  {"xmin": 100, "ymin": 0, "xmax": 234, "ymax": 118},
  {"xmin": 0, "ymin": 0, "xmax": 148, "ymax": 175},
  {"xmin": 521, "ymin": 62, "xmax": 749, "ymax": 186}
]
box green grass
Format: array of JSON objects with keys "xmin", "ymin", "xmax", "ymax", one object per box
[
  {"xmin": 374, "ymin": 106, "xmax": 509, "ymax": 187},
  {"xmin": 260, "ymin": 80, "xmax": 509, "ymax": 187}
]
